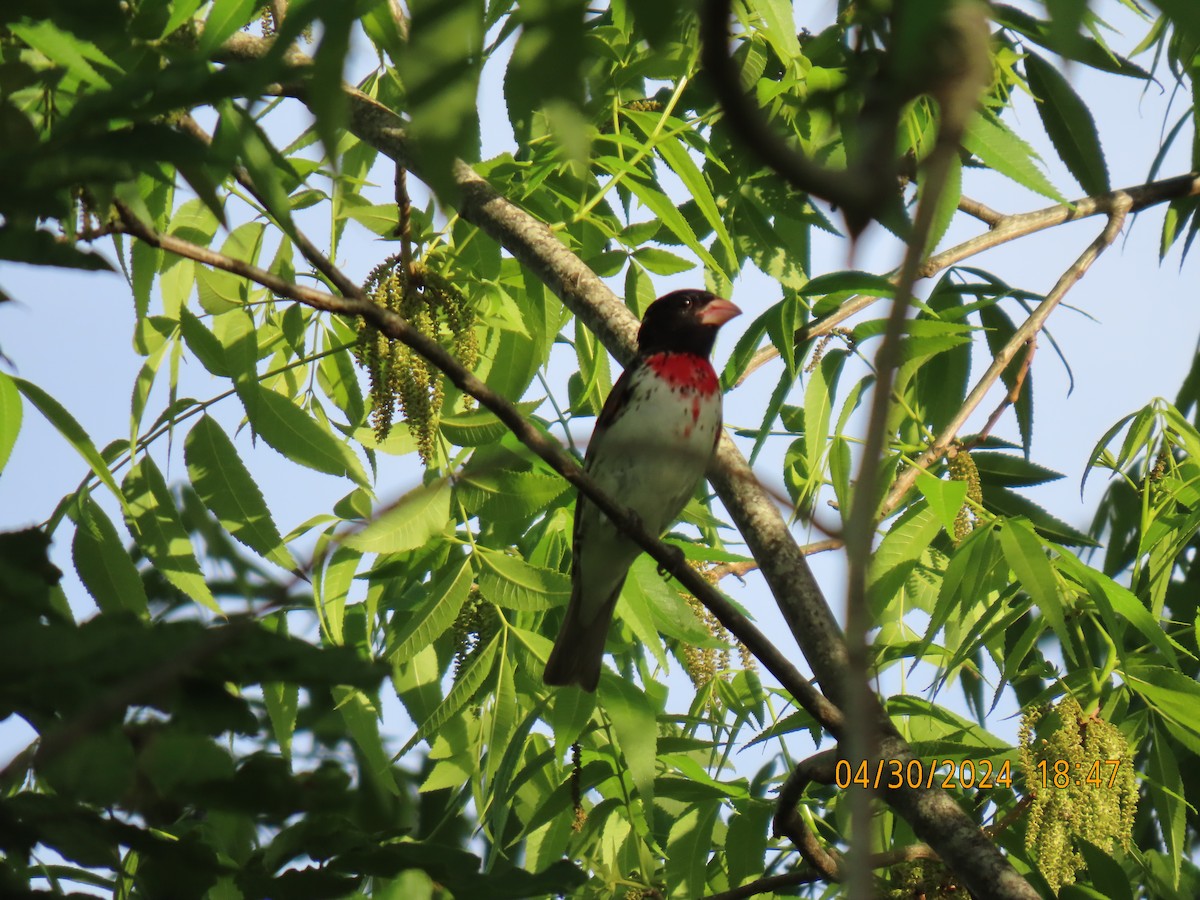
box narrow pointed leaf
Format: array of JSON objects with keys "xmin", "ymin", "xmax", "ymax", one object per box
[
  {"xmin": 122, "ymin": 456, "xmax": 220, "ymax": 614},
  {"xmin": 185, "ymin": 415, "xmax": 294, "ymax": 571},
  {"xmin": 998, "ymin": 519, "xmax": 1070, "ymax": 657},
  {"xmin": 388, "ymin": 554, "xmax": 472, "ymax": 664},
  {"xmin": 15, "ymin": 377, "xmax": 125, "ymax": 510},
  {"xmin": 71, "ymin": 496, "xmax": 149, "ymax": 615}
]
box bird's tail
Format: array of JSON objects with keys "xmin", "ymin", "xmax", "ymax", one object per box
[{"xmin": 542, "ymin": 585, "xmax": 622, "ymax": 693}]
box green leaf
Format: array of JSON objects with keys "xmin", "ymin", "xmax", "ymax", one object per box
[
  {"xmin": 308, "ymin": 4, "xmax": 356, "ymax": 162},
  {"xmin": 979, "ymin": 304, "xmax": 1033, "ymax": 454},
  {"xmin": 631, "ymin": 246, "xmax": 695, "ymax": 275},
  {"xmin": 198, "ymin": 0, "xmax": 259, "ymax": 55},
  {"xmin": 869, "ymin": 502, "xmax": 944, "ymax": 618},
  {"xmin": 333, "ymin": 686, "xmax": 400, "ymax": 794},
  {"xmin": 223, "ymin": 102, "xmax": 299, "ymax": 231},
  {"xmin": 665, "ymin": 803, "xmax": 719, "ymax": 898},
  {"xmin": 388, "ymin": 554, "xmax": 472, "ymax": 664},
  {"xmin": 0, "ymin": 226, "xmax": 115, "ymax": 271},
  {"xmin": 625, "ymin": 172, "xmax": 721, "ymax": 272},
  {"xmin": 503, "ymin": 0, "xmax": 586, "ymax": 145},
  {"xmin": 1147, "ymin": 730, "xmax": 1185, "ymax": 889},
  {"xmin": 913, "ymin": 278, "xmax": 972, "ymax": 433},
  {"xmin": 179, "ymin": 308, "xmax": 229, "ymax": 376},
  {"xmin": 400, "ymin": 631, "xmax": 499, "ymax": 756},
  {"xmin": 1151, "ymin": 0, "xmax": 1200, "ymax": 47},
  {"xmin": 1056, "ymin": 552, "xmax": 1184, "ymax": 665},
  {"xmin": 917, "ymin": 525, "xmax": 1005, "ymax": 661},
  {"xmin": 122, "ymin": 456, "xmax": 221, "ymax": 614},
  {"xmin": 316, "ymin": 545, "xmax": 359, "ymax": 645},
  {"xmin": 342, "ymin": 202, "xmax": 402, "ymax": 236},
  {"xmin": 731, "ymin": 199, "xmax": 808, "ymax": 289},
  {"xmin": 725, "ymin": 803, "xmax": 772, "ymax": 888},
  {"xmin": 598, "ymin": 674, "xmax": 656, "ymax": 804},
  {"xmin": 616, "ymin": 566, "xmax": 669, "ymax": 670},
  {"xmin": 261, "ymin": 615, "xmax": 299, "ymax": 762},
  {"xmin": 755, "ymin": 0, "xmax": 802, "ymax": 66},
  {"xmin": 439, "ymin": 400, "xmax": 540, "ymax": 447},
  {"xmin": 344, "ymin": 478, "xmax": 451, "ymax": 554},
  {"xmin": 7, "ymin": 20, "xmax": 118, "ymax": 88},
  {"xmin": 1024, "ymin": 52, "xmax": 1109, "ymax": 196},
  {"xmin": 971, "ymin": 452, "xmax": 1064, "ymax": 488},
  {"xmin": 457, "ymin": 467, "xmax": 569, "ymax": 522},
  {"xmin": 992, "ymin": 5, "xmax": 1150, "ymax": 78},
  {"xmin": 185, "ymin": 415, "xmax": 294, "ymax": 571},
  {"xmin": 39, "ymin": 729, "xmax": 134, "ymax": 807},
  {"xmin": 361, "ymin": 0, "xmax": 408, "ymax": 64},
  {"xmin": 802, "ymin": 349, "xmax": 845, "ymax": 495},
  {"xmin": 242, "ymin": 385, "xmax": 368, "ymax": 486},
  {"xmin": 627, "ymin": 110, "xmax": 735, "ymax": 264},
  {"xmin": 71, "ymin": 496, "xmax": 149, "ymax": 616},
  {"xmin": 163, "ymin": 0, "xmax": 206, "ymax": 37},
  {"xmin": 1125, "ymin": 664, "xmax": 1200, "ymax": 754},
  {"xmin": 915, "ymin": 469, "xmax": 969, "ymax": 535},
  {"xmin": 984, "ymin": 485, "xmax": 1095, "ymax": 546},
  {"xmin": 629, "ymin": 556, "xmax": 713, "ymax": 646},
  {"xmin": 477, "ymin": 548, "xmax": 567, "ymax": 611},
  {"xmin": 998, "ymin": 519, "xmax": 1070, "ymax": 658},
  {"xmin": 0, "ymin": 369, "xmax": 21, "ymax": 474},
  {"xmin": 399, "ymin": 0, "xmax": 485, "ymax": 196},
  {"xmin": 14, "ymin": 377, "xmax": 125, "ymax": 511},
  {"xmin": 547, "ymin": 681, "xmax": 596, "ymax": 749},
  {"xmin": 140, "ymin": 732, "xmax": 234, "ymax": 795},
  {"xmin": 798, "ymin": 270, "xmax": 896, "ymax": 298},
  {"xmin": 964, "ymin": 110, "xmax": 1066, "ymax": 203},
  {"xmin": 920, "ymin": 151, "xmax": 961, "ymax": 256}
]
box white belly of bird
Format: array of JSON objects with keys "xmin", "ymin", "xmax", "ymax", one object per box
[{"xmin": 577, "ymin": 370, "xmax": 721, "ymax": 603}]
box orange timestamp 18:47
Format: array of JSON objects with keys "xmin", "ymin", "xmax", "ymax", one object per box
[
  {"xmin": 1034, "ymin": 758, "xmax": 1124, "ymax": 789},
  {"xmin": 834, "ymin": 758, "xmax": 1012, "ymax": 791}
]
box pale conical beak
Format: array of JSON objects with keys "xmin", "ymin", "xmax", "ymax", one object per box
[{"xmin": 698, "ymin": 298, "xmax": 742, "ymax": 327}]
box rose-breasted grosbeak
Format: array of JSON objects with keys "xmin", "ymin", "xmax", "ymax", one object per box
[{"xmin": 543, "ymin": 290, "xmax": 742, "ymax": 691}]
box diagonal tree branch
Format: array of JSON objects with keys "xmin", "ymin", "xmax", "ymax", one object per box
[{"xmin": 110, "ymin": 200, "xmax": 844, "ymax": 735}]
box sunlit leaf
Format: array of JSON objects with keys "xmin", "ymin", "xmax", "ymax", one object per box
[{"xmin": 122, "ymin": 456, "xmax": 220, "ymax": 614}]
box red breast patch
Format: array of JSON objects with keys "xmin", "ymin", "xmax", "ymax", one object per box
[{"xmin": 645, "ymin": 352, "xmax": 719, "ymax": 396}]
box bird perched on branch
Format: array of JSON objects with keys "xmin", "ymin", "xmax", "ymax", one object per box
[{"xmin": 543, "ymin": 290, "xmax": 741, "ymax": 691}]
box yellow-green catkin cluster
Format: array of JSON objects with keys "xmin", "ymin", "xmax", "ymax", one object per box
[
  {"xmin": 451, "ymin": 589, "xmax": 497, "ymax": 679},
  {"xmin": 1017, "ymin": 695, "xmax": 1139, "ymax": 893},
  {"xmin": 679, "ymin": 566, "xmax": 755, "ymax": 688},
  {"xmin": 355, "ymin": 257, "xmax": 478, "ymax": 465},
  {"xmin": 947, "ymin": 445, "xmax": 982, "ymax": 542}
]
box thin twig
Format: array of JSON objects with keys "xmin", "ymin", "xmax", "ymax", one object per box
[
  {"xmin": 176, "ymin": 114, "xmax": 361, "ymax": 300},
  {"xmin": 733, "ymin": 172, "xmax": 1200, "ymax": 388},
  {"xmin": 708, "ymin": 559, "xmax": 759, "ymax": 581},
  {"xmin": 395, "ymin": 163, "xmax": 413, "ymax": 274},
  {"xmin": 969, "ymin": 337, "xmax": 1036, "ymax": 448},
  {"xmin": 701, "ymin": 870, "xmax": 820, "ymax": 900},
  {"xmin": 958, "ymin": 194, "xmax": 1005, "ymax": 226},
  {"xmin": 877, "ymin": 202, "xmax": 1131, "ymax": 519}
]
